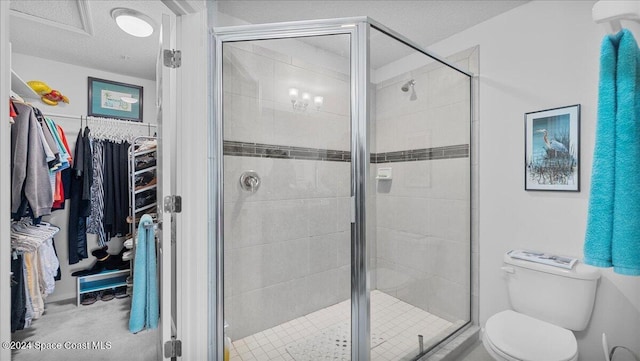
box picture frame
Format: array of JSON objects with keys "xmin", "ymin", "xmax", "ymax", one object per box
[
  {"xmin": 525, "ymin": 104, "xmax": 580, "ymax": 191},
  {"xmin": 88, "ymin": 77, "xmax": 143, "ymax": 122}
]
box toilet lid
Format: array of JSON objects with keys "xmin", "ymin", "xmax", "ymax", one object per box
[{"xmin": 485, "ymin": 310, "xmax": 577, "ymax": 361}]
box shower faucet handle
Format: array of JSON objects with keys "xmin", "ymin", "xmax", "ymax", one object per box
[{"xmin": 240, "ymin": 171, "xmax": 261, "ymax": 193}]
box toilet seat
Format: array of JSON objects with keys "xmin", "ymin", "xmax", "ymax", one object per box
[{"xmin": 484, "ymin": 310, "xmax": 578, "ymax": 361}]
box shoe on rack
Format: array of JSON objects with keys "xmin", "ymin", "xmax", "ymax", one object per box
[
  {"xmin": 115, "ymin": 286, "xmax": 129, "ymax": 299},
  {"xmin": 124, "ymin": 238, "xmax": 134, "ymax": 249},
  {"xmin": 135, "ymin": 156, "xmax": 156, "ymax": 171},
  {"xmin": 135, "ymin": 194, "xmax": 157, "ymax": 208},
  {"xmin": 123, "ymin": 250, "xmax": 134, "ymax": 261},
  {"xmin": 81, "ymin": 292, "xmax": 98, "ymax": 306},
  {"xmin": 137, "ymin": 140, "xmax": 157, "ymax": 152},
  {"xmin": 135, "ymin": 177, "xmax": 157, "ymax": 191},
  {"xmin": 135, "ymin": 171, "xmax": 156, "ymax": 186},
  {"xmin": 100, "ymin": 289, "xmax": 115, "ymax": 302}
]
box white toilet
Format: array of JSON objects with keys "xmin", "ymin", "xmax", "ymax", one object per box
[{"xmin": 483, "ymin": 252, "xmax": 600, "ymax": 361}]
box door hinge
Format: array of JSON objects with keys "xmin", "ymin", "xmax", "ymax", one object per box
[
  {"xmin": 163, "ymin": 49, "xmax": 182, "ymax": 68},
  {"xmin": 164, "ymin": 195, "xmax": 182, "ymax": 213},
  {"xmin": 164, "ymin": 338, "xmax": 182, "ymax": 358}
]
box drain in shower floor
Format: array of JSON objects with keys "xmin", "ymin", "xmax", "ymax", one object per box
[{"xmin": 286, "ymin": 322, "xmax": 385, "ymax": 360}]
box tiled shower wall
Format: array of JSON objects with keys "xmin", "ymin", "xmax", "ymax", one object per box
[
  {"xmin": 222, "ymin": 40, "xmax": 353, "ymax": 340},
  {"xmin": 223, "ymin": 38, "xmax": 473, "ymax": 339},
  {"xmin": 373, "ymin": 53, "xmax": 472, "ymax": 322}
]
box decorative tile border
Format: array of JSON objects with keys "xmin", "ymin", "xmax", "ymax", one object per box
[
  {"xmin": 373, "ymin": 144, "xmax": 469, "ymax": 163},
  {"xmin": 223, "ymin": 141, "xmax": 468, "ymax": 163},
  {"xmin": 224, "ymin": 141, "xmax": 351, "ymax": 162}
]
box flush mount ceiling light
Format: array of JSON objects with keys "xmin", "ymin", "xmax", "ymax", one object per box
[{"xmin": 111, "ymin": 8, "xmax": 155, "ymax": 38}]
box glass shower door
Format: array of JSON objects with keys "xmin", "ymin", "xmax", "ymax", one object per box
[
  {"xmin": 221, "ymin": 34, "xmax": 354, "ymax": 361},
  {"xmin": 368, "ymin": 26, "xmax": 472, "ymax": 360}
]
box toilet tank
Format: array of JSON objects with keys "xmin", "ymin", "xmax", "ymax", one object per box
[{"xmin": 503, "ymin": 252, "xmax": 600, "ymax": 331}]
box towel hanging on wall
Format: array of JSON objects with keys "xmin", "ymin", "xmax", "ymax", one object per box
[
  {"xmin": 129, "ymin": 214, "xmax": 158, "ymax": 333},
  {"xmin": 585, "ymin": 29, "xmax": 640, "ymax": 276}
]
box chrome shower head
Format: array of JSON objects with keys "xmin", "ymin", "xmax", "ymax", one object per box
[{"xmin": 401, "ymin": 79, "xmax": 415, "ymax": 92}]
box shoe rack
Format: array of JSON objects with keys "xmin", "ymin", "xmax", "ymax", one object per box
[{"xmin": 127, "ymin": 136, "xmax": 158, "ymax": 287}]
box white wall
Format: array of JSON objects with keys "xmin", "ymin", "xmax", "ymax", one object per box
[
  {"xmin": 12, "ymin": 53, "xmax": 156, "ymax": 123},
  {"xmin": 12, "ymin": 52, "xmax": 156, "ymax": 302},
  {"xmin": 428, "ymin": 0, "xmax": 640, "ymax": 358}
]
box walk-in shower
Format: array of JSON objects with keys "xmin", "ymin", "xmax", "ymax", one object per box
[{"xmin": 212, "ymin": 17, "xmax": 472, "ymax": 361}]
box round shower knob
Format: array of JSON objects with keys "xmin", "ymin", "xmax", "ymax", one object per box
[{"xmin": 240, "ymin": 171, "xmax": 260, "ymax": 192}]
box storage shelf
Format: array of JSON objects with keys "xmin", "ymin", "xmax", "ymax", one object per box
[
  {"xmin": 134, "ymin": 148, "xmax": 157, "ymax": 157},
  {"xmin": 134, "ymin": 184, "xmax": 157, "ymax": 194},
  {"xmin": 11, "ymin": 69, "xmax": 38, "ymax": 99},
  {"xmin": 134, "ymin": 165, "xmax": 157, "ymax": 175},
  {"xmin": 76, "ymin": 269, "xmax": 130, "ymax": 306},
  {"xmin": 136, "ymin": 202, "xmax": 157, "ymax": 213}
]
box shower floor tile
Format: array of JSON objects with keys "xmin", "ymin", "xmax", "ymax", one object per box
[{"xmin": 229, "ymin": 290, "xmax": 456, "ymax": 361}]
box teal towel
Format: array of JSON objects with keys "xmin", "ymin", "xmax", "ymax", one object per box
[
  {"xmin": 612, "ymin": 30, "xmax": 640, "ymax": 276},
  {"xmin": 129, "ymin": 214, "xmax": 158, "ymax": 332},
  {"xmin": 585, "ymin": 29, "xmax": 640, "ymax": 276},
  {"xmin": 584, "ymin": 31, "xmax": 619, "ymax": 268},
  {"xmin": 146, "ymin": 215, "xmax": 158, "ymax": 330}
]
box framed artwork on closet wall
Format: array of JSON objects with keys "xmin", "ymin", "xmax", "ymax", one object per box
[{"xmin": 88, "ymin": 77, "xmax": 143, "ymax": 122}]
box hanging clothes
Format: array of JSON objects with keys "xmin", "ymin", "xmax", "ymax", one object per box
[
  {"xmin": 9, "ymin": 98, "xmax": 18, "ymax": 123},
  {"xmin": 52, "ymin": 123, "xmax": 73, "ymax": 211},
  {"xmin": 10, "ymin": 219, "xmax": 61, "ymax": 331},
  {"xmin": 68, "ymin": 127, "xmax": 92, "ymax": 264},
  {"xmin": 87, "ymin": 140, "xmax": 107, "ymax": 246},
  {"xmin": 10, "ymin": 102, "xmax": 53, "ymax": 219},
  {"xmin": 33, "ymin": 108, "xmax": 61, "ymax": 172},
  {"xmin": 10, "ymin": 254, "xmax": 26, "ymax": 333},
  {"xmin": 102, "ymin": 140, "xmax": 131, "ymax": 239}
]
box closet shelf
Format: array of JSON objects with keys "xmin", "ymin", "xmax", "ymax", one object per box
[
  {"xmin": 136, "ymin": 202, "xmax": 157, "ymax": 213},
  {"xmin": 76, "ymin": 269, "xmax": 129, "ymax": 306},
  {"xmin": 134, "ymin": 184, "xmax": 157, "ymax": 194},
  {"xmin": 134, "ymin": 148, "xmax": 157, "ymax": 157},
  {"xmin": 134, "ymin": 165, "xmax": 157, "ymax": 175},
  {"xmin": 11, "ymin": 69, "xmax": 38, "ymax": 99}
]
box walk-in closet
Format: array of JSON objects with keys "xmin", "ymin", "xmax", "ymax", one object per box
[{"xmin": 5, "ymin": 1, "xmax": 169, "ymax": 360}]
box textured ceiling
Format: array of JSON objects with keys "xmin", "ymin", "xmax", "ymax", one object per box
[
  {"xmin": 11, "ymin": 0, "xmax": 85, "ymax": 29},
  {"xmin": 9, "ymin": 0, "xmax": 530, "ymax": 81},
  {"xmin": 217, "ymin": 0, "xmax": 530, "ymax": 61},
  {"xmin": 10, "ymin": 0, "xmax": 168, "ymax": 80},
  {"xmin": 216, "ymin": 0, "xmax": 529, "ymax": 70}
]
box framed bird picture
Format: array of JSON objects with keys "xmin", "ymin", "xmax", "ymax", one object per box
[{"xmin": 525, "ymin": 104, "xmax": 580, "ymax": 191}]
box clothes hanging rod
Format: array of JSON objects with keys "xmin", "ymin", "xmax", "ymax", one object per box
[
  {"xmin": 42, "ymin": 112, "xmax": 158, "ymax": 128},
  {"xmin": 593, "ymin": 0, "xmax": 640, "ymax": 34}
]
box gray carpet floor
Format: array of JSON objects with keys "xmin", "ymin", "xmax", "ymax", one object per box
[{"xmin": 12, "ymin": 297, "xmax": 158, "ymax": 361}]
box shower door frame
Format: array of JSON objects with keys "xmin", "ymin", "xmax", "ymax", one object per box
[{"xmin": 210, "ymin": 17, "xmax": 473, "ymax": 361}]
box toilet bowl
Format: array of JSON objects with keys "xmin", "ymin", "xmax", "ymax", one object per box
[
  {"xmin": 483, "ymin": 310, "xmax": 577, "ymax": 361},
  {"xmin": 483, "ymin": 251, "xmax": 600, "ymax": 361}
]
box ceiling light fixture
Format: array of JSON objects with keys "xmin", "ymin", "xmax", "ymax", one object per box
[{"xmin": 111, "ymin": 8, "xmax": 155, "ymax": 38}]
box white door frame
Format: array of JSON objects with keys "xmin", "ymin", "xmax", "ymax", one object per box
[
  {"xmin": 0, "ymin": 1, "xmax": 210, "ymax": 359},
  {"xmin": 0, "ymin": 1, "xmax": 12, "ymax": 360}
]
